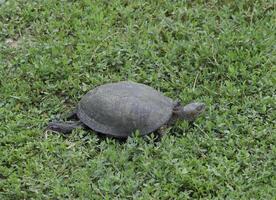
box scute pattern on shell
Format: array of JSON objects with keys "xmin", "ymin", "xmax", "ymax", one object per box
[{"xmin": 76, "ymin": 81, "xmax": 175, "ymax": 138}]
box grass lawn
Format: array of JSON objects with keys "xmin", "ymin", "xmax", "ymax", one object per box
[{"xmin": 0, "ymin": 0, "xmax": 275, "ymax": 199}]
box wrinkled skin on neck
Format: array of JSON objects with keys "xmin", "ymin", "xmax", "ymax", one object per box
[{"xmin": 173, "ymin": 102, "xmax": 205, "ymax": 122}]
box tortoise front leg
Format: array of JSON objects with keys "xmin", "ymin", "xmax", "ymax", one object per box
[{"xmin": 157, "ymin": 125, "xmax": 168, "ymax": 139}]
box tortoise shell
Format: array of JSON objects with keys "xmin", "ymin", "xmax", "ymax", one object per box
[{"xmin": 76, "ymin": 81, "xmax": 175, "ymax": 138}]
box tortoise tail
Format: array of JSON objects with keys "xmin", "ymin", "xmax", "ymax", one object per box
[{"xmin": 46, "ymin": 121, "xmax": 83, "ymax": 134}]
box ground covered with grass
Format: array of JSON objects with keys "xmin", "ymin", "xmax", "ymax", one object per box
[{"xmin": 0, "ymin": 0, "xmax": 275, "ymax": 199}]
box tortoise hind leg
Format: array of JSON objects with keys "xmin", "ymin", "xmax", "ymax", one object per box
[
  {"xmin": 47, "ymin": 121, "xmax": 83, "ymax": 134},
  {"xmin": 66, "ymin": 107, "xmax": 78, "ymax": 120}
]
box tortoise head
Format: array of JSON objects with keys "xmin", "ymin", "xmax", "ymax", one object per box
[{"xmin": 174, "ymin": 102, "xmax": 205, "ymax": 122}]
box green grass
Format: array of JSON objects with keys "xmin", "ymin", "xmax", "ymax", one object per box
[{"xmin": 0, "ymin": 0, "xmax": 275, "ymax": 199}]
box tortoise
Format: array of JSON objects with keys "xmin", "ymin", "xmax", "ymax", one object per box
[{"xmin": 47, "ymin": 81, "xmax": 205, "ymax": 138}]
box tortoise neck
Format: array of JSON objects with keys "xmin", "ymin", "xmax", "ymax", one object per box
[
  {"xmin": 173, "ymin": 105, "xmax": 194, "ymax": 122},
  {"xmin": 175, "ymin": 109, "xmax": 189, "ymax": 121}
]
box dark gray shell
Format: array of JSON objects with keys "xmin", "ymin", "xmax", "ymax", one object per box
[{"xmin": 76, "ymin": 81, "xmax": 175, "ymax": 138}]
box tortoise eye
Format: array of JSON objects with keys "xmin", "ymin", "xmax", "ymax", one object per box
[{"xmin": 196, "ymin": 104, "xmax": 205, "ymax": 111}]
